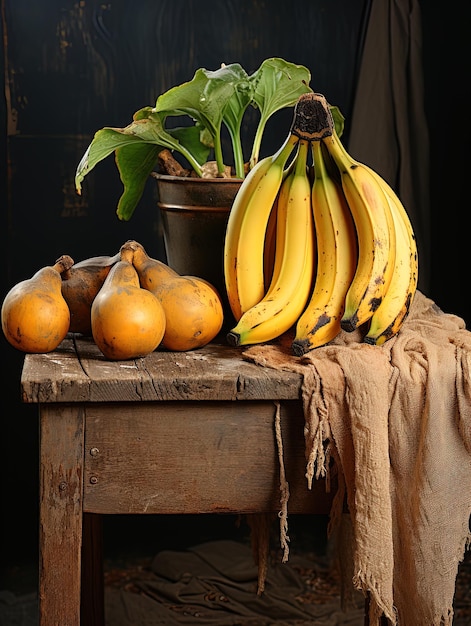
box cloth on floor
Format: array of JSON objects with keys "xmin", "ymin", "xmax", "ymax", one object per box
[
  {"xmin": 241, "ymin": 291, "xmax": 471, "ymax": 626},
  {"xmin": 104, "ymin": 539, "xmax": 365, "ymax": 625}
]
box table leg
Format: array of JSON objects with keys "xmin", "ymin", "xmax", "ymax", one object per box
[{"xmin": 39, "ymin": 405, "xmax": 85, "ymax": 626}]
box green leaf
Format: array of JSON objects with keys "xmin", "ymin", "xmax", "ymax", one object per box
[
  {"xmin": 75, "ymin": 108, "xmax": 205, "ymax": 191},
  {"xmin": 330, "ymin": 105, "xmax": 345, "ymax": 138},
  {"xmin": 155, "ymin": 64, "xmax": 251, "ymax": 174},
  {"xmin": 75, "ymin": 130, "xmax": 137, "ymax": 192},
  {"xmin": 167, "ymin": 125, "xmax": 211, "ymax": 166},
  {"xmin": 115, "ymin": 143, "xmax": 160, "ymax": 221},
  {"xmin": 249, "ymin": 58, "xmax": 312, "ymax": 167},
  {"xmin": 221, "ymin": 75, "xmax": 254, "ymax": 178}
]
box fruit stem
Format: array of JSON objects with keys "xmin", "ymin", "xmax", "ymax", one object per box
[
  {"xmin": 54, "ymin": 255, "xmax": 75, "ymax": 274},
  {"xmin": 292, "ymin": 340, "xmax": 308, "ymax": 357},
  {"xmin": 322, "ymin": 128, "xmax": 356, "ymax": 171},
  {"xmin": 290, "ymin": 93, "xmax": 333, "ymax": 141},
  {"xmin": 226, "ymin": 331, "xmax": 241, "ymax": 347},
  {"xmin": 272, "ymin": 132, "xmax": 300, "ymax": 169}
]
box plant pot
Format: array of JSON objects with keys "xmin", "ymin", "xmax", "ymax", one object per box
[{"xmin": 152, "ymin": 173, "xmax": 242, "ymax": 317}]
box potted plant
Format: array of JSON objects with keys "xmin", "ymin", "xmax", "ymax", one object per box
[
  {"xmin": 74, "ymin": 58, "xmax": 313, "ymax": 298},
  {"xmin": 75, "ymin": 58, "xmax": 313, "ymax": 217}
]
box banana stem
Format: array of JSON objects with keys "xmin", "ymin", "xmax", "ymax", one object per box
[
  {"xmin": 311, "ymin": 140, "xmax": 326, "ymax": 178},
  {"xmin": 272, "ymin": 133, "xmax": 300, "ymax": 169},
  {"xmin": 294, "ymin": 139, "xmax": 310, "ymax": 177},
  {"xmin": 290, "ymin": 93, "xmax": 333, "ymax": 141},
  {"xmin": 322, "ymin": 128, "xmax": 356, "ymax": 171}
]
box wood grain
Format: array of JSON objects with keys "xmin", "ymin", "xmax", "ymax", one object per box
[
  {"xmin": 39, "ymin": 405, "xmax": 84, "ymax": 626},
  {"xmin": 21, "ymin": 335, "xmax": 304, "ymax": 403},
  {"xmin": 83, "ymin": 400, "xmax": 333, "ymax": 515}
]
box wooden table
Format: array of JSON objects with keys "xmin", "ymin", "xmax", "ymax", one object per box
[{"xmin": 21, "ymin": 335, "xmax": 336, "ymax": 626}]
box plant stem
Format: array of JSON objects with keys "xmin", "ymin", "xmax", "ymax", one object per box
[
  {"xmin": 212, "ymin": 134, "xmax": 226, "ymax": 175},
  {"xmin": 227, "ymin": 126, "xmax": 245, "ymax": 179},
  {"xmin": 178, "ymin": 146, "xmax": 204, "ymax": 177},
  {"xmin": 248, "ymin": 119, "xmax": 266, "ymax": 172}
]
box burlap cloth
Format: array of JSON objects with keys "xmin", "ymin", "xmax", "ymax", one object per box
[{"xmin": 242, "ymin": 291, "xmax": 471, "ymax": 625}]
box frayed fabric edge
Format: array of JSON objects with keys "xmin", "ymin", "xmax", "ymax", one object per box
[
  {"xmin": 353, "ymin": 570, "xmax": 397, "ymax": 625},
  {"xmin": 274, "ymin": 401, "xmax": 290, "ymax": 564},
  {"xmin": 301, "ymin": 371, "xmax": 332, "ymax": 489}
]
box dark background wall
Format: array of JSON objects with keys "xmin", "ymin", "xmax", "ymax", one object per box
[{"xmin": 0, "ymin": 0, "xmax": 469, "ymax": 575}]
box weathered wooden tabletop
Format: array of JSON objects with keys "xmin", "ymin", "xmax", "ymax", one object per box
[{"xmin": 21, "ymin": 334, "xmax": 304, "ymax": 404}]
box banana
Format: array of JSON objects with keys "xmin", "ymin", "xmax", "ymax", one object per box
[
  {"xmin": 322, "ymin": 126, "xmax": 396, "ymax": 332},
  {"xmin": 224, "ymin": 133, "xmax": 299, "ymax": 321},
  {"xmin": 226, "ymin": 140, "xmax": 315, "ymax": 346},
  {"xmin": 363, "ymin": 169, "xmax": 418, "ymax": 345},
  {"xmin": 263, "ymin": 192, "xmax": 279, "ymax": 291},
  {"xmin": 292, "ymin": 141, "xmax": 357, "ymax": 356},
  {"xmin": 263, "ymin": 159, "xmax": 298, "ymax": 291}
]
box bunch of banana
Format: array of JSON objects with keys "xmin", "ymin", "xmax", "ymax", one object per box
[{"xmin": 224, "ymin": 92, "xmax": 418, "ymax": 353}]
